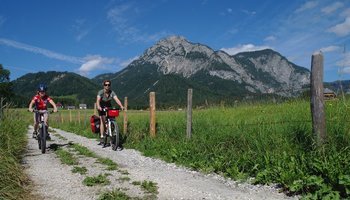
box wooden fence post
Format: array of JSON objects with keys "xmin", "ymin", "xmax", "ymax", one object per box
[
  {"xmin": 94, "ymin": 103, "xmax": 97, "ymax": 115},
  {"xmin": 123, "ymin": 97, "xmax": 128, "ymax": 134},
  {"xmin": 78, "ymin": 110, "xmax": 81, "ymax": 125},
  {"xmin": 84, "ymin": 108, "xmax": 88, "ymax": 127},
  {"xmin": 69, "ymin": 109, "xmax": 72, "ymax": 123},
  {"xmin": 310, "ymin": 51, "xmax": 326, "ymax": 145},
  {"xmin": 186, "ymin": 89, "xmax": 193, "ymax": 139},
  {"xmin": 149, "ymin": 92, "xmax": 156, "ymax": 137}
]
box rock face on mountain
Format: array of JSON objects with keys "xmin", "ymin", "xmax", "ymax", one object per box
[{"xmin": 126, "ymin": 36, "xmax": 310, "ymax": 96}]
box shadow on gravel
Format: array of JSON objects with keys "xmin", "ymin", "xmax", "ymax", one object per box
[{"xmin": 49, "ymin": 142, "xmax": 73, "ymax": 151}]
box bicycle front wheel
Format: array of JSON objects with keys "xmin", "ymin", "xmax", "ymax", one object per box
[
  {"xmin": 38, "ymin": 128, "xmax": 41, "ymax": 150},
  {"xmin": 41, "ymin": 124, "xmax": 47, "ymax": 154},
  {"xmin": 110, "ymin": 121, "xmax": 120, "ymax": 151}
]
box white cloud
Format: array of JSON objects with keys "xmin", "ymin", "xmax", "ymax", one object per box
[
  {"xmin": 107, "ymin": 4, "xmax": 168, "ymax": 44},
  {"xmin": 107, "ymin": 4, "xmax": 130, "ymax": 28},
  {"xmin": 226, "ymin": 28, "xmax": 238, "ymax": 35},
  {"xmin": 72, "ymin": 19, "xmax": 90, "ymax": 42},
  {"xmin": 321, "ymin": 2, "xmax": 343, "ymax": 14},
  {"xmin": 0, "ymin": 38, "xmax": 121, "ymax": 77},
  {"xmin": 264, "ymin": 35, "xmax": 276, "ymax": 42},
  {"xmin": 107, "ymin": 4, "xmax": 144, "ymax": 42},
  {"xmin": 78, "ymin": 55, "xmax": 114, "ymax": 76},
  {"xmin": 77, "ymin": 55, "xmax": 138, "ymax": 76},
  {"xmin": 341, "ymin": 8, "xmax": 350, "ymax": 18},
  {"xmin": 328, "ymin": 17, "xmax": 350, "ymax": 36},
  {"xmin": 242, "ymin": 9, "xmax": 256, "ymax": 15},
  {"xmin": 337, "ymin": 52, "xmax": 350, "ymax": 74},
  {"xmin": 295, "ymin": 1, "xmax": 318, "ymax": 13},
  {"xmin": 221, "ymin": 44, "xmax": 272, "ymax": 55},
  {"xmin": 0, "ymin": 38, "xmax": 83, "ymax": 63},
  {"xmin": 319, "ymin": 45, "xmax": 341, "ymax": 53},
  {"xmin": 76, "ymin": 30, "xmax": 90, "ymax": 42}
]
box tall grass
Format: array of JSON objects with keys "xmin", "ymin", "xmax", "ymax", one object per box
[
  {"xmin": 45, "ymin": 99, "xmax": 350, "ymax": 199},
  {"xmin": 123, "ymin": 100, "xmax": 350, "ymax": 199},
  {"xmin": 0, "ymin": 107, "xmax": 32, "ymax": 200}
]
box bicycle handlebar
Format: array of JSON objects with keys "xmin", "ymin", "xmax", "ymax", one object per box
[
  {"xmin": 101, "ymin": 107, "xmax": 121, "ymax": 112},
  {"xmin": 29, "ymin": 109, "xmax": 57, "ymax": 114}
]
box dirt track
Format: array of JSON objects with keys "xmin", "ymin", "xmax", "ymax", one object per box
[{"xmin": 22, "ymin": 126, "xmax": 298, "ymax": 200}]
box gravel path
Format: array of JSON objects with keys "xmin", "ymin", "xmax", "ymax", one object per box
[{"xmin": 22, "ymin": 126, "xmax": 298, "ymax": 200}]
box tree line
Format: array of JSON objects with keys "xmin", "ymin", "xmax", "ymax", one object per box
[{"xmin": 0, "ymin": 64, "xmax": 13, "ymax": 103}]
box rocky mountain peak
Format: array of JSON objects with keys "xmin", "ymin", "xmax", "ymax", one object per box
[
  {"xmin": 129, "ymin": 36, "xmax": 310, "ymax": 97},
  {"xmin": 136, "ymin": 35, "xmax": 215, "ymax": 77},
  {"xmin": 156, "ymin": 35, "xmax": 188, "ymax": 48}
]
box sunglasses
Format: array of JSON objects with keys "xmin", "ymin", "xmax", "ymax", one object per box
[{"xmin": 104, "ymin": 84, "xmax": 111, "ymax": 86}]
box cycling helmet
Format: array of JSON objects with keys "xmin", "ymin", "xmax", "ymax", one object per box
[{"xmin": 38, "ymin": 83, "xmax": 47, "ymax": 92}]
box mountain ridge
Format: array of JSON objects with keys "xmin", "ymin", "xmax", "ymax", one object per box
[{"xmin": 10, "ymin": 36, "xmax": 318, "ymax": 108}]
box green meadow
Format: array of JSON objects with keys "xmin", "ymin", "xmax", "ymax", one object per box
[
  {"xmin": 45, "ymin": 99, "xmax": 350, "ymax": 199},
  {"xmin": 2, "ymin": 98, "xmax": 350, "ymax": 199}
]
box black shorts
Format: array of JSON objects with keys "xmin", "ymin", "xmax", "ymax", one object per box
[{"xmin": 98, "ymin": 110, "xmax": 107, "ymax": 116}]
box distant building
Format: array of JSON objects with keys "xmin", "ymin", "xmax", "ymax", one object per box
[
  {"xmin": 79, "ymin": 104, "xmax": 87, "ymax": 109},
  {"xmin": 67, "ymin": 106, "xmax": 76, "ymax": 110},
  {"xmin": 324, "ymin": 88, "xmax": 336, "ymax": 100},
  {"xmin": 56, "ymin": 102, "xmax": 63, "ymax": 108}
]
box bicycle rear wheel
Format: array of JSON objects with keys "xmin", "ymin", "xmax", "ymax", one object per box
[{"xmin": 111, "ymin": 121, "xmax": 120, "ymax": 151}]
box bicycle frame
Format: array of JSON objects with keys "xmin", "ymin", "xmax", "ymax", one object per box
[
  {"xmin": 102, "ymin": 108, "xmax": 120, "ymax": 151},
  {"xmin": 106, "ymin": 116, "xmax": 116, "ymax": 137}
]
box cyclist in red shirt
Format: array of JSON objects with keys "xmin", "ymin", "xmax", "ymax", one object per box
[{"xmin": 28, "ymin": 84, "xmax": 58, "ymax": 139}]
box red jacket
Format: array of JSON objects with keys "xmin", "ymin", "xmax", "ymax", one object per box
[{"xmin": 32, "ymin": 95, "xmax": 52, "ymax": 110}]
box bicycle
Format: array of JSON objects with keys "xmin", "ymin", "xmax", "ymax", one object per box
[
  {"xmin": 32, "ymin": 109, "xmax": 55, "ymax": 154},
  {"xmin": 102, "ymin": 108, "xmax": 121, "ymax": 151}
]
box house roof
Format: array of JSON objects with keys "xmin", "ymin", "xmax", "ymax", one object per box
[{"xmin": 324, "ymin": 88, "xmax": 335, "ymax": 94}]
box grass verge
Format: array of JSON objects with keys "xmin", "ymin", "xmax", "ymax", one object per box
[{"xmin": 0, "ymin": 108, "xmax": 34, "ymax": 200}]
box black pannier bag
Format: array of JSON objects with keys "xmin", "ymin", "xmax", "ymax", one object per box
[{"xmin": 90, "ymin": 115, "xmax": 100, "ymax": 133}]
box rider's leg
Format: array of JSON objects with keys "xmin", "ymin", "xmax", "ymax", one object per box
[
  {"xmin": 100, "ymin": 116, "xmax": 106, "ymax": 138},
  {"xmin": 33, "ymin": 113, "xmax": 39, "ymax": 137},
  {"xmin": 102, "ymin": 118, "xmax": 111, "ymax": 148},
  {"xmin": 98, "ymin": 115, "xmax": 106, "ymax": 145}
]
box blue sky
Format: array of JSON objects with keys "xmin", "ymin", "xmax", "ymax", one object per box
[{"xmin": 0, "ymin": 0, "xmax": 349, "ymax": 82}]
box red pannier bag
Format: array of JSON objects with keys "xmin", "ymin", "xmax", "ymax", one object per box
[
  {"xmin": 107, "ymin": 109, "xmax": 119, "ymax": 117},
  {"xmin": 90, "ymin": 115, "xmax": 100, "ymax": 133}
]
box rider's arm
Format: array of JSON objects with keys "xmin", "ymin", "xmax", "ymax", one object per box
[
  {"xmin": 96, "ymin": 95, "xmax": 102, "ymax": 111},
  {"xmin": 113, "ymin": 96, "xmax": 124, "ymax": 110},
  {"xmin": 49, "ymin": 99, "xmax": 58, "ymax": 112},
  {"xmin": 28, "ymin": 99, "xmax": 35, "ymax": 112}
]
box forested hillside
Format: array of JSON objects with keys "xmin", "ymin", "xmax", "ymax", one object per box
[{"xmin": 12, "ymin": 71, "xmax": 99, "ymax": 108}]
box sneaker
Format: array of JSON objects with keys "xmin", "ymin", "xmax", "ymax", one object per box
[
  {"xmin": 102, "ymin": 143, "xmax": 111, "ymax": 148},
  {"xmin": 46, "ymin": 133, "xmax": 51, "ymax": 140},
  {"xmin": 97, "ymin": 137, "xmax": 104, "ymax": 145},
  {"xmin": 116, "ymin": 146, "xmax": 123, "ymax": 151},
  {"xmin": 32, "ymin": 131, "xmax": 37, "ymax": 138}
]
